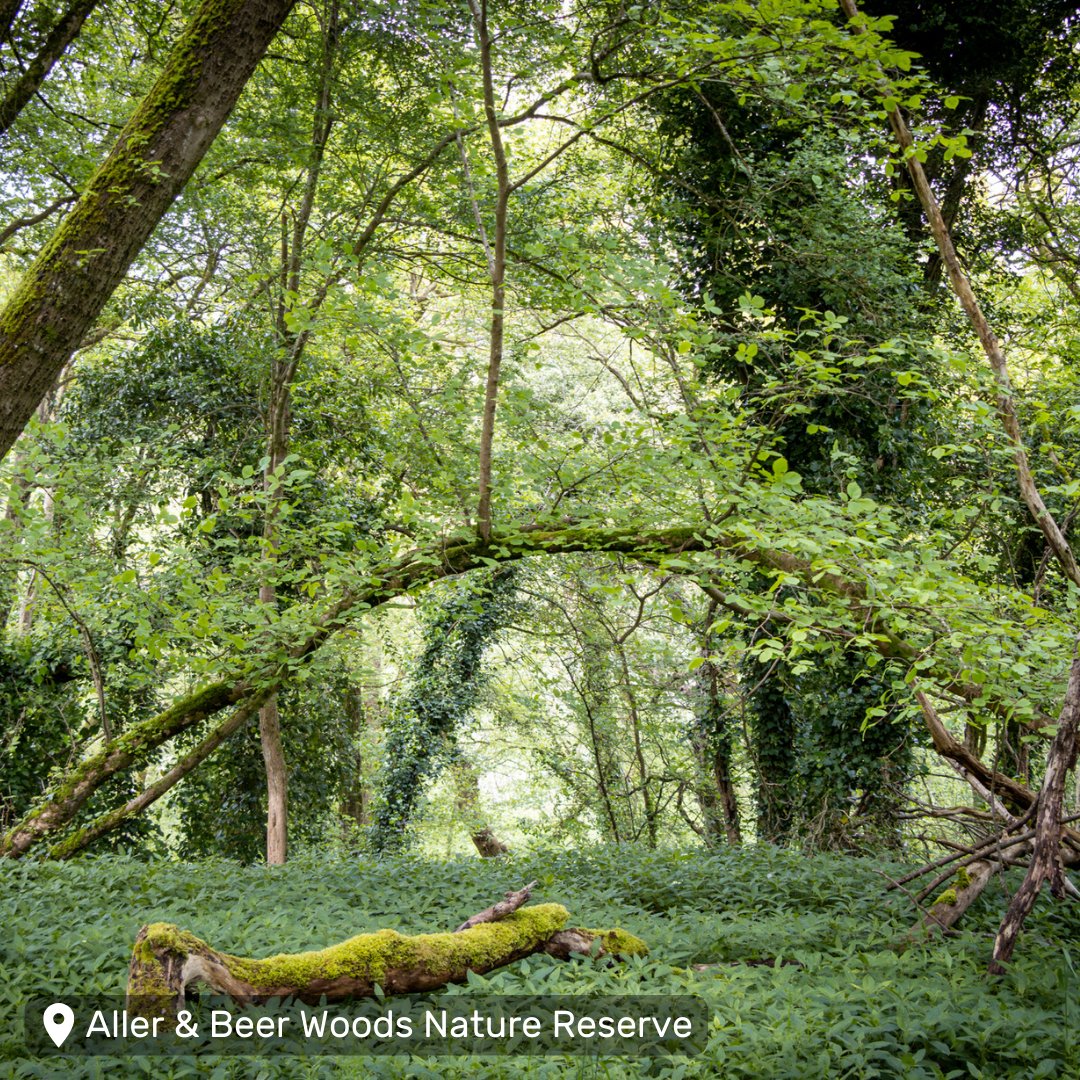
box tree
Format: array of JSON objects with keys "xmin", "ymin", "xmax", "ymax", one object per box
[
  {"xmin": 0, "ymin": 0, "xmax": 296, "ymax": 459},
  {"xmin": 3, "ymin": 0, "xmax": 1080, "ymax": 979}
]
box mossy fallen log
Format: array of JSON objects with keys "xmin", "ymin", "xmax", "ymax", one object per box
[
  {"xmin": 901, "ymin": 858, "xmax": 1000, "ymax": 947},
  {"xmin": 127, "ymin": 903, "xmax": 648, "ymax": 1018}
]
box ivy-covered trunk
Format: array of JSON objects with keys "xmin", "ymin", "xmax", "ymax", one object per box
[
  {"xmin": 371, "ymin": 566, "xmax": 517, "ymax": 851},
  {"xmin": 747, "ymin": 655, "xmax": 797, "ymax": 844},
  {"xmin": 0, "ymin": 0, "xmax": 296, "ymax": 460},
  {"xmin": 692, "ymin": 616, "xmax": 741, "ymax": 845}
]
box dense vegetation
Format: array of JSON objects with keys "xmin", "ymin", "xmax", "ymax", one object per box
[
  {"xmin": 3, "ymin": 0, "xmax": 1080, "ymax": 1074},
  {"xmin": 3, "ymin": 848, "xmax": 1079, "ymax": 1077}
]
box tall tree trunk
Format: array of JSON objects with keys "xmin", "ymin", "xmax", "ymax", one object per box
[
  {"xmin": 616, "ymin": 642, "xmax": 659, "ymax": 848},
  {"xmin": 694, "ymin": 604, "xmax": 741, "ymax": 844},
  {"xmin": 340, "ymin": 681, "xmax": 377, "ymax": 832},
  {"xmin": 255, "ymin": 0, "xmax": 339, "ymax": 864},
  {"xmin": 747, "ymin": 654, "xmax": 796, "ymax": 844},
  {"xmin": 0, "ymin": 0, "xmax": 102, "ymax": 138},
  {"xmin": 0, "ymin": 0, "xmax": 296, "ymax": 461},
  {"xmin": 468, "ymin": 0, "xmax": 509, "ymax": 543},
  {"xmin": 258, "ymin": 689, "xmax": 288, "ymax": 864},
  {"xmin": 258, "ymin": 372, "xmax": 290, "ymax": 865},
  {"xmin": 0, "ymin": 447, "xmax": 32, "ymax": 630}
]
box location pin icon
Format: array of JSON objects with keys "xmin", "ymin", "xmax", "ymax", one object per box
[{"xmin": 43, "ymin": 1003, "xmax": 75, "ymax": 1048}]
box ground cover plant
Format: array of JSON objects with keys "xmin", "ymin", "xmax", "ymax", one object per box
[{"xmin": 2, "ymin": 847, "xmax": 1078, "ymax": 1078}]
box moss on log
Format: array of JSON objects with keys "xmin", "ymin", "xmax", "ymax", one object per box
[{"xmin": 128, "ymin": 904, "xmax": 647, "ymax": 1018}]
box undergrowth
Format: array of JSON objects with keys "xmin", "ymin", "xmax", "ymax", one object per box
[{"xmin": 0, "ymin": 846, "xmax": 1076, "ymax": 1078}]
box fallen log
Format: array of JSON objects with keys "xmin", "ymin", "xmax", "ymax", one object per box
[
  {"xmin": 127, "ymin": 898, "xmax": 647, "ymax": 1019},
  {"xmin": 902, "ymin": 858, "xmax": 1001, "ymax": 945}
]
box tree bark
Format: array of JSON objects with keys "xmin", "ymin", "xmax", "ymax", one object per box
[
  {"xmin": 468, "ymin": 0, "xmax": 510, "ymax": 544},
  {"xmin": 694, "ymin": 610, "xmax": 741, "ymax": 844},
  {"xmin": 454, "ymin": 881, "xmax": 537, "ymax": 931},
  {"xmin": 0, "ymin": 0, "xmax": 23, "ymax": 44},
  {"xmin": 452, "ymin": 761, "xmax": 509, "ymax": 857},
  {"xmin": 259, "ymin": 690, "xmax": 288, "ymax": 865},
  {"xmin": 258, "ymin": 386, "xmax": 290, "ymax": 866},
  {"xmin": 255, "ymin": 0, "xmax": 339, "ymax": 864},
  {"xmin": 903, "ymin": 858, "xmax": 1000, "ymax": 944},
  {"xmin": 0, "ymin": 0, "xmax": 296, "ymax": 461},
  {"xmin": 915, "ymin": 691, "xmax": 1037, "ymax": 816}
]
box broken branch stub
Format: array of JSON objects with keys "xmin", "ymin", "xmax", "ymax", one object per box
[{"xmin": 454, "ymin": 880, "xmax": 538, "ymax": 931}]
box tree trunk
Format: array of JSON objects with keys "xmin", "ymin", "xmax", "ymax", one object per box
[
  {"xmin": 0, "ymin": 0, "xmax": 23, "ymax": 44},
  {"xmin": 693, "ymin": 619, "xmax": 741, "ymax": 845},
  {"xmin": 259, "ymin": 690, "xmax": 288, "ymax": 865},
  {"xmin": 0, "ymin": 0, "xmax": 296, "ymax": 461},
  {"xmin": 340, "ymin": 681, "xmax": 378, "ymax": 832},
  {"xmin": 989, "ymin": 647, "xmax": 1080, "ymax": 973},
  {"xmin": 128, "ymin": 897, "xmax": 647, "ymax": 1018},
  {"xmin": 254, "ymin": 2, "xmax": 339, "ymax": 864},
  {"xmin": 452, "ymin": 761, "xmax": 509, "ymax": 857},
  {"xmin": 258, "ymin": 381, "xmax": 290, "ymax": 866},
  {"xmin": 903, "ymin": 858, "xmax": 1000, "ymax": 945},
  {"xmin": 468, "ymin": 0, "xmax": 510, "ymax": 544},
  {"xmin": 0, "ymin": 0, "xmax": 102, "ymax": 138}
]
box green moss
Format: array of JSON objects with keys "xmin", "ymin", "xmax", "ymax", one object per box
[
  {"xmin": 127, "ymin": 924, "xmax": 208, "ymax": 1018},
  {"xmin": 143, "ymin": 922, "xmax": 210, "ymax": 955},
  {"xmin": 143, "ymin": 905, "xmax": 570, "ymax": 994},
  {"xmin": 579, "ymin": 927, "xmax": 649, "ymax": 957},
  {"xmin": 931, "ymin": 867, "xmax": 974, "ymax": 908}
]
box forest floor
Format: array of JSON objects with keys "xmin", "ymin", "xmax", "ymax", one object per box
[{"xmin": 0, "ymin": 846, "xmax": 1075, "ymax": 1078}]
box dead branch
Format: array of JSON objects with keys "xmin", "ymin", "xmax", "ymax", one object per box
[{"xmin": 454, "ymin": 881, "xmax": 539, "ymax": 932}]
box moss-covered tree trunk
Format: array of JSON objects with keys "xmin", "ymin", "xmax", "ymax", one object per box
[
  {"xmin": 0, "ymin": 0, "xmax": 296, "ymax": 460},
  {"xmin": 128, "ymin": 903, "xmax": 647, "ymax": 1018},
  {"xmin": 0, "ymin": 0, "xmax": 103, "ymax": 138}
]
